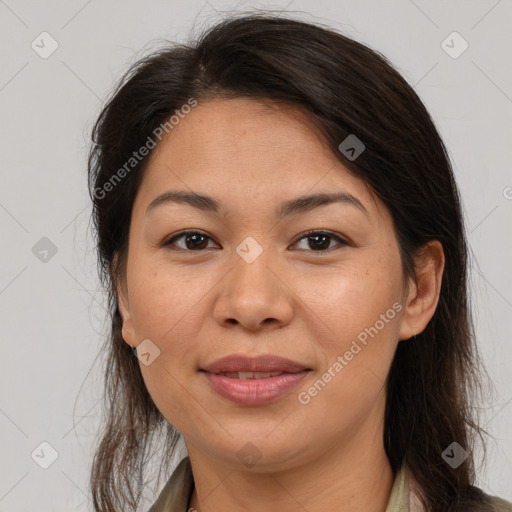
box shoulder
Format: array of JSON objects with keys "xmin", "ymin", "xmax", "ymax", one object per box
[
  {"xmin": 485, "ymin": 495, "xmax": 512, "ymax": 512},
  {"xmin": 448, "ymin": 487, "xmax": 512, "ymax": 512},
  {"xmin": 464, "ymin": 484, "xmax": 512, "ymax": 512},
  {"xmin": 404, "ymin": 465, "xmax": 512, "ymax": 512}
]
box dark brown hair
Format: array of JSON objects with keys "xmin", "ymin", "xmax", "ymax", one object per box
[{"xmin": 88, "ymin": 12, "xmax": 493, "ymax": 512}]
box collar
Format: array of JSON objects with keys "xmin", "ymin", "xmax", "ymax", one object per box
[{"xmin": 148, "ymin": 457, "xmax": 421, "ymax": 512}]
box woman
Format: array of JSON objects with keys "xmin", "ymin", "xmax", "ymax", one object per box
[{"xmin": 87, "ymin": 13, "xmax": 512, "ymax": 512}]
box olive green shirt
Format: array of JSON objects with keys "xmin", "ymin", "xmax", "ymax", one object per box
[{"xmin": 148, "ymin": 456, "xmax": 512, "ymax": 512}]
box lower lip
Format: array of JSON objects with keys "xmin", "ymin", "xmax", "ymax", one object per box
[{"xmin": 202, "ymin": 370, "xmax": 310, "ymax": 406}]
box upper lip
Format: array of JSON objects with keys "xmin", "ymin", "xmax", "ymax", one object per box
[{"xmin": 201, "ymin": 354, "xmax": 311, "ymax": 374}]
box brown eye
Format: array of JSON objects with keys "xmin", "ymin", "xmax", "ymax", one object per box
[
  {"xmin": 162, "ymin": 229, "xmax": 348, "ymax": 253},
  {"xmin": 163, "ymin": 231, "xmax": 218, "ymax": 251},
  {"xmin": 293, "ymin": 230, "xmax": 348, "ymax": 252}
]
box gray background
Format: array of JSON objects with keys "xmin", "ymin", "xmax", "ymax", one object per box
[{"xmin": 0, "ymin": 0, "xmax": 511, "ymax": 510}]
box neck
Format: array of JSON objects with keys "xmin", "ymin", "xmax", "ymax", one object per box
[{"xmin": 186, "ymin": 416, "xmax": 394, "ymax": 512}]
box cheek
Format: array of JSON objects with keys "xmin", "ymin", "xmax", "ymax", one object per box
[
  {"xmin": 139, "ymin": 363, "xmax": 196, "ymax": 435},
  {"xmin": 298, "ymin": 257, "xmax": 401, "ymax": 340},
  {"xmin": 294, "ymin": 273, "xmax": 400, "ymax": 439},
  {"xmin": 129, "ymin": 265, "xmax": 207, "ymax": 425},
  {"xmin": 295, "ymin": 258, "xmax": 402, "ymax": 399},
  {"xmin": 128, "ymin": 259, "xmax": 209, "ymax": 344}
]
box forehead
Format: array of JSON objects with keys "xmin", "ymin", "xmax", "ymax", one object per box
[
  {"xmin": 134, "ymin": 97, "xmax": 380, "ymax": 219},
  {"xmin": 149, "ymin": 97, "xmax": 334, "ymax": 167}
]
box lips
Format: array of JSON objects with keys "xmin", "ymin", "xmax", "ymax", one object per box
[
  {"xmin": 215, "ymin": 371, "xmax": 285, "ymax": 379},
  {"xmin": 200, "ymin": 354, "xmax": 312, "ymax": 406},
  {"xmin": 201, "ymin": 354, "xmax": 310, "ymax": 374}
]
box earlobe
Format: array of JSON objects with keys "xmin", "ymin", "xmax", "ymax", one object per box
[
  {"xmin": 112, "ymin": 252, "xmax": 137, "ymax": 348},
  {"xmin": 398, "ymin": 240, "xmax": 445, "ymax": 341},
  {"xmin": 118, "ymin": 296, "xmax": 137, "ymax": 347},
  {"xmin": 118, "ymin": 293, "xmax": 136, "ymax": 347},
  {"xmin": 121, "ymin": 324, "xmax": 136, "ymax": 347}
]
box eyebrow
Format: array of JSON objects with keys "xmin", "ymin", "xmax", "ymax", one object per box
[{"xmin": 145, "ymin": 190, "xmax": 369, "ymax": 218}]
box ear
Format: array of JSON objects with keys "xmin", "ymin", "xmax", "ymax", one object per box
[
  {"xmin": 112, "ymin": 252, "xmax": 137, "ymax": 348},
  {"xmin": 398, "ymin": 240, "xmax": 445, "ymax": 341}
]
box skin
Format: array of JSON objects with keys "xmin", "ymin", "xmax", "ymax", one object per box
[{"xmin": 117, "ymin": 97, "xmax": 445, "ymax": 512}]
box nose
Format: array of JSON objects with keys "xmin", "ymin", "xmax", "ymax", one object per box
[{"xmin": 212, "ymin": 244, "xmax": 294, "ymax": 332}]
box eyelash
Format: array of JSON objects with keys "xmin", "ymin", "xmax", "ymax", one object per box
[{"xmin": 162, "ymin": 229, "xmax": 349, "ymax": 254}]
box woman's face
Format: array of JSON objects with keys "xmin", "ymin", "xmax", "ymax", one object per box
[{"xmin": 118, "ymin": 97, "xmax": 413, "ymax": 471}]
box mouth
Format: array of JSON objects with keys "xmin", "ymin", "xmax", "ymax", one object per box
[
  {"xmin": 201, "ymin": 353, "xmax": 311, "ymax": 374},
  {"xmin": 200, "ymin": 354, "xmax": 312, "ymax": 406},
  {"xmin": 211, "ymin": 371, "xmax": 293, "ymax": 379}
]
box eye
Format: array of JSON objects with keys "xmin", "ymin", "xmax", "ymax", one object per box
[
  {"xmin": 162, "ymin": 229, "xmax": 349, "ymax": 253},
  {"xmin": 162, "ymin": 231, "xmax": 219, "ymax": 251},
  {"xmin": 292, "ymin": 230, "xmax": 349, "ymax": 253}
]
